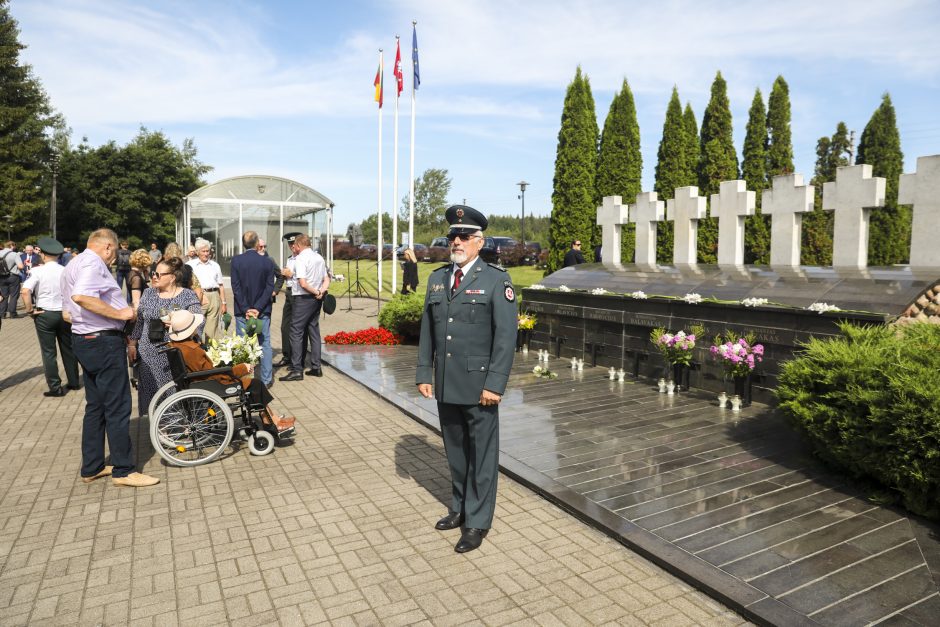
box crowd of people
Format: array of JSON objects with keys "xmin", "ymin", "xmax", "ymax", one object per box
[{"xmin": 2, "ymin": 228, "xmax": 333, "ymax": 488}]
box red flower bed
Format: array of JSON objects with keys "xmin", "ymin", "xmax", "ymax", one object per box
[{"xmin": 324, "ymin": 327, "xmax": 403, "ymax": 346}]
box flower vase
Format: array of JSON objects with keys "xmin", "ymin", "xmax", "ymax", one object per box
[
  {"xmin": 730, "ymin": 395, "xmax": 742, "ymax": 412},
  {"xmin": 672, "ymin": 363, "xmax": 690, "ymax": 392},
  {"xmin": 733, "ymin": 374, "xmax": 752, "ymax": 407},
  {"xmin": 516, "ymin": 329, "xmax": 530, "ymax": 352},
  {"xmin": 717, "ymin": 391, "xmax": 728, "ymax": 408},
  {"xmin": 666, "ymin": 380, "xmax": 675, "ymax": 395}
]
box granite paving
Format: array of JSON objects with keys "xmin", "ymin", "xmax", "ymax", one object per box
[{"xmin": 322, "ymin": 342, "xmax": 940, "ymax": 627}]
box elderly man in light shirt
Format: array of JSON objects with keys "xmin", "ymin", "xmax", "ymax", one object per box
[
  {"xmin": 187, "ymin": 238, "xmax": 226, "ymax": 341},
  {"xmin": 278, "ymin": 234, "xmax": 330, "ymax": 381}
]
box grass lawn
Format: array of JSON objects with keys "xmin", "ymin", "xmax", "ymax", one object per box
[{"xmin": 331, "ymin": 259, "xmax": 545, "ymax": 300}]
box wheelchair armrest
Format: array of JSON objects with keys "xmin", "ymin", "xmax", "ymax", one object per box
[{"xmin": 183, "ymin": 366, "xmax": 237, "ymax": 381}]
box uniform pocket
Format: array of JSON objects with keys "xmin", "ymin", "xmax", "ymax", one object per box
[
  {"xmin": 465, "ymin": 295, "xmax": 489, "ymax": 324},
  {"xmin": 467, "ymin": 356, "xmax": 489, "ymax": 373}
]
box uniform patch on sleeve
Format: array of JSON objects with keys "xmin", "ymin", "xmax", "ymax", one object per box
[{"xmin": 504, "ymin": 286, "xmax": 515, "ymax": 302}]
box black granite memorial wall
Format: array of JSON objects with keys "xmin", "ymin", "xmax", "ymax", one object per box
[{"xmin": 522, "ymin": 263, "xmax": 936, "ymax": 405}]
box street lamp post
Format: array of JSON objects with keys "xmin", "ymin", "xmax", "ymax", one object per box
[
  {"xmin": 517, "ymin": 180, "xmax": 528, "ymax": 249},
  {"xmin": 50, "ymin": 151, "xmax": 59, "ymax": 239},
  {"xmin": 5, "ymin": 214, "xmax": 12, "ymax": 241}
]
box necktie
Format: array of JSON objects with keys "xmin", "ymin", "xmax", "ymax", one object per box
[{"xmin": 452, "ymin": 268, "xmax": 463, "ymax": 296}]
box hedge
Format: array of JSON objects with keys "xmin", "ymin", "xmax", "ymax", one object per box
[
  {"xmin": 775, "ymin": 322, "xmax": 940, "ymax": 520},
  {"xmin": 377, "ymin": 293, "xmax": 424, "ymax": 340}
]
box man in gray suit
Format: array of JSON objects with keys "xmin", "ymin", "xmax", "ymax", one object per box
[{"xmin": 416, "ymin": 205, "xmax": 517, "ymax": 553}]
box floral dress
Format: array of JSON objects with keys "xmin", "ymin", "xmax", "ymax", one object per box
[{"xmin": 131, "ymin": 287, "xmax": 203, "ymax": 415}]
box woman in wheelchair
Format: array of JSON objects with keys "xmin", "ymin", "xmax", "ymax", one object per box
[{"xmin": 166, "ymin": 310, "xmax": 295, "ymax": 433}]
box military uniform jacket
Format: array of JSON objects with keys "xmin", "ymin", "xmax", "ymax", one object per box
[{"xmin": 416, "ymin": 261, "xmax": 517, "ymax": 405}]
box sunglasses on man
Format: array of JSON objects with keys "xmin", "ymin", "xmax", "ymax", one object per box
[{"xmin": 447, "ymin": 233, "xmax": 481, "ymax": 242}]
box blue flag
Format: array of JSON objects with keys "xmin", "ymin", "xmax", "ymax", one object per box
[{"xmin": 412, "ymin": 24, "xmax": 420, "ymax": 90}]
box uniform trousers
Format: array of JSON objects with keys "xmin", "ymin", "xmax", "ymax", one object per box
[
  {"xmin": 437, "ymin": 402, "xmax": 500, "ymax": 530},
  {"xmin": 73, "ymin": 333, "xmax": 135, "ymax": 479},
  {"xmin": 289, "ymin": 295, "xmax": 322, "ymax": 373},
  {"xmin": 34, "ymin": 310, "xmax": 80, "ymax": 392},
  {"xmin": 203, "ymin": 290, "xmax": 221, "ymax": 341}
]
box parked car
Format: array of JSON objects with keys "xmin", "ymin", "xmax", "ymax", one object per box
[
  {"xmin": 396, "ymin": 243, "xmax": 429, "ymax": 261},
  {"xmin": 523, "ymin": 241, "xmax": 542, "ymax": 265},
  {"xmin": 358, "ymin": 243, "xmax": 377, "ymax": 256}
]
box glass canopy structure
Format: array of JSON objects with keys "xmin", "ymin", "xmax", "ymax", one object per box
[{"xmin": 177, "ymin": 175, "xmax": 334, "ymax": 275}]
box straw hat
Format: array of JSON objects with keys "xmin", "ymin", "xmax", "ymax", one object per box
[{"xmin": 167, "ymin": 309, "xmax": 205, "ymax": 341}]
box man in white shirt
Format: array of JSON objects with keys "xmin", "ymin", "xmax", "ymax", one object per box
[
  {"xmin": 20, "ymin": 237, "xmax": 80, "ymax": 397},
  {"xmin": 187, "ymin": 238, "xmax": 226, "ymax": 341},
  {"xmin": 279, "ymin": 234, "xmax": 330, "ymax": 381}
]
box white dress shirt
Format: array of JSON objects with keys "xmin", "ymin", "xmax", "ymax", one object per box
[
  {"xmin": 187, "ymin": 258, "xmax": 223, "ymax": 288},
  {"xmin": 22, "ymin": 262, "xmax": 65, "ymax": 311},
  {"xmin": 450, "ymin": 256, "xmax": 479, "ymax": 290},
  {"xmin": 291, "ymin": 248, "xmax": 327, "ymax": 296}
]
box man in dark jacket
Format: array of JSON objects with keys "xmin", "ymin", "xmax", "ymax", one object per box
[
  {"xmin": 230, "ymin": 231, "xmax": 275, "ymax": 386},
  {"xmin": 115, "ymin": 241, "xmax": 132, "ymax": 303},
  {"xmin": 562, "ymin": 240, "xmax": 586, "ymax": 267}
]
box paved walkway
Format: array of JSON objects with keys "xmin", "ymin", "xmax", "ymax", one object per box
[{"xmin": 0, "ymin": 297, "xmax": 747, "ymax": 626}]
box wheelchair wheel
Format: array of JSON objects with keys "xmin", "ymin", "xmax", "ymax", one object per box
[
  {"xmin": 147, "ymin": 380, "xmax": 178, "ymax": 419},
  {"xmin": 150, "ymin": 389, "xmax": 234, "ymax": 466},
  {"xmin": 247, "ymin": 430, "xmax": 275, "ymax": 456}
]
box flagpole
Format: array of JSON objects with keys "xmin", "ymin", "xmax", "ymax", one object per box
[
  {"xmin": 392, "ymin": 35, "xmax": 400, "ymax": 294},
  {"xmin": 376, "ymin": 48, "xmax": 384, "ymax": 298},
  {"xmin": 408, "ymin": 21, "xmax": 418, "ymax": 251}
]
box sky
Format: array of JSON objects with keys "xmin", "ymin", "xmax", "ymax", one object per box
[{"xmin": 12, "ymin": 0, "xmax": 940, "ymax": 242}]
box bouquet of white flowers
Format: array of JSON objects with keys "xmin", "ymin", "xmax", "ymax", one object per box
[{"xmin": 206, "ymin": 333, "xmax": 264, "ymax": 368}]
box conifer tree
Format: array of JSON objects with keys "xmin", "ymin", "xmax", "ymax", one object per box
[
  {"xmin": 766, "ymin": 75, "xmax": 794, "ymax": 177},
  {"xmin": 653, "ymin": 87, "xmax": 689, "ymax": 263},
  {"xmin": 857, "ymin": 94, "xmax": 907, "ymax": 265},
  {"xmin": 0, "ymin": 0, "xmax": 62, "ymax": 238},
  {"xmin": 683, "ymin": 103, "xmax": 699, "ymax": 177},
  {"xmin": 697, "ymin": 72, "xmax": 738, "ymax": 263},
  {"xmin": 549, "ymin": 67, "xmax": 599, "ymax": 272},
  {"xmin": 596, "ymin": 78, "xmax": 641, "ymax": 263},
  {"xmin": 741, "ymin": 88, "xmax": 771, "ymax": 264}
]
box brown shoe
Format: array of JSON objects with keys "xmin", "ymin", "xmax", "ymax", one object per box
[
  {"xmin": 275, "ymin": 416, "xmax": 296, "ymax": 432},
  {"xmin": 112, "ymin": 472, "xmax": 160, "ymax": 488},
  {"xmin": 81, "ymin": 465, "xmax": 113, "ymax": 483}
]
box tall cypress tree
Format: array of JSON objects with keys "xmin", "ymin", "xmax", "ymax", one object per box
[
  {"xmin": 858, "ymin": 93, "xmax": 907, "ymax": 265},
  {"xmin": 697, "ymin": 72, "xmax": 738, "ymax": 263},
  {"xmin": 766, "ymin": 75, "xmax": 794, "ymax": 177},
  {"xmin": 596, "ymin": 78, "xmax": 641, "ymax": 263},
  {"xmin": 0, "ymin": 0, "xmax": 61, "ymax": 239},
  {"xmin": 741, "ymin": 88, "xmax": 771, "ymax": 264},
  {"xmin": 653, "ymin": 87, "xmax": 689, "ymax": 263},
  {"xmin": 548, "ymin": 66, "xmax": 598, "ymax": 272},
  {"xmin": 803, "ymin": 123, "xmax": 850, "ymax": 265},
  {"xmin": 683, "ymin": 103, "xmax": 699, "ymax": 177}
]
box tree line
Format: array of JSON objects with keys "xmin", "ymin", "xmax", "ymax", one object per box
[
  {"xmin": 0, "ymin": 1, "xmax": 210, "ymax": 248},
  {"xmin": 548, "ymin": 68, "xmax": 907, "ymax": 272}
]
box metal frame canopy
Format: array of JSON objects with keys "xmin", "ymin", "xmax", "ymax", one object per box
[{"xmin": 177, "ymin": 174, "xmax": 335, "ymax": 274}]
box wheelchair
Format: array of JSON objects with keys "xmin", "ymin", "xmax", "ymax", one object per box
[{"xmin": 148, "ymin": 347, "xmax": 293, "ymax": 467}]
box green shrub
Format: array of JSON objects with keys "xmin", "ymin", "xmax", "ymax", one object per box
[
  {"xmin": 776, "ymin": 322, "xmax": 940, "ymax": 520},
  {"xmin": 378, "ymin": 293, "xmax": 424, "ymax": 340}
]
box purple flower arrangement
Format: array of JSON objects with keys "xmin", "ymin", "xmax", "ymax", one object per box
[
  {"xmin": 710, "ymin": 336, "xmax": 764, "ymax": 378},
  {"xmin": 650, "ymin": 326, "xmax": 703, "ymax": 367}
]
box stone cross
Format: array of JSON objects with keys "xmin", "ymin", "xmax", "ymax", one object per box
[
  {"xmin": 711, "ymin": 180, "xmax": 756, "ymax": 267},
  {"xmin": 899, "ymin": 155, "xmax": 940, "ymax": 269},
  {"xmin": 595, "ymin": 195, "xmax": 629, "ymax": 265},
  {"xmin": 823, "ymin": 164, "xmax": 886, "ymax": 269},
  {"xmin": 762, "ymin": 174, "xmax": 815, "ymax": 268},
  {"xmin": 630, "ymin": 192, "xmax": 665, "ymax": 266},
  {"xmin": 666, "ymin": 186, "xmax": 707, "ymax": 265}
]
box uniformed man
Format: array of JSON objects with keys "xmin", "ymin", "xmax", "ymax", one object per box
[
  {"xmin": 416, "ymin": 205, "xmax": 517, "ymax": 553},
  {"xmin": 273, "ymin": 232, "xmax": 303, "ymax": 368},
  {"xmin": 20, "ymin": 237, "xmax": 81, "ymax": 396}
]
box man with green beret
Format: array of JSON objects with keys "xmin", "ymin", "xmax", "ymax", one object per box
[
  {"xmin": 20, "ymin": 237, "xmax": 81, "ymax": 396},
  {"xmin": 416, "ymin": 204, "xmax": 517, "ymax": 553}
]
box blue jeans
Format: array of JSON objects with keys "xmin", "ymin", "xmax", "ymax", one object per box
[
  {"xmin": 72, "ymin": 333, "xmax": 135, "ymax": 478},
  {"xmin": 235, "ymin": 315, "xmax": 272, "ymax": 386}
]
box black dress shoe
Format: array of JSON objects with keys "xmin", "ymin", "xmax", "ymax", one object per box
[
  {"xmin": 278, "ymin": 372, "xmax": 303, "ymax": 382},
  {"xmin": 43, "ymin": 388, "xmax": 66, "ymax": 397},
  {"xmin": 305, "ymin": 368, "xmax": 323, "ymax": 377},
  {"xmin": 455, "ymin": 528, "xmax": 488, "ymax": 553},
  {"xmin": 67, "ymin": 384, "xmax": 82, "ymax": 391},
  {"xmin": 273, "ymin": 358, "xmax": 291, "ymax": 368},
  {"xmin": 435, "ymin": 511, "xmax": 464, "ymax": 530}
]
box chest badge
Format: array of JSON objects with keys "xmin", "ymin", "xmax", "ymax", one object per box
[
  {"xmin": 465, "ymin": 289, "xmax": 485, "ymax": 295},
  {"xmin": 504, "ymin": 286, "xmax": 515, "ymax": 302},
  {"xmin": 431, "ymin": 284, "xmax": 444, "ymax": 292}
]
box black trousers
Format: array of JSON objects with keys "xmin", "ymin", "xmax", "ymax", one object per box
[
  {"xmin": 73, "ymin": 333, "xmax": 135, "ymax": 478},
  {"xmin": 34, "ymin": 311, "xmax": 80, "ymax": 392},
  {"xmin": 289, "ymin": 295, "xmax": 322, "ymax": 373},
  {"xmin": 1, "ymin": 275, "xmax": 21, "ymax": 316},
  {"xmin": 280, "ymin": 293, "xmax": 293, "ymax": 361},
  {"xmin": 438, "ymin": 402, "xmax": 500, "ymax": 530}
]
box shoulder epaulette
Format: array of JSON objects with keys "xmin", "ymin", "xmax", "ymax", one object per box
[
  {"xmin": 432, "ymin": 264, "xmax": 449, "ymax": 273},
  {"xmin": 487, "ymin": 262, "xmax": 507, "ymax": 272}
]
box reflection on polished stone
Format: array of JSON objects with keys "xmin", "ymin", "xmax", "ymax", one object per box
[{"xmin": 324, "ymin": 344, "xmax": 940, "ymax": 627}]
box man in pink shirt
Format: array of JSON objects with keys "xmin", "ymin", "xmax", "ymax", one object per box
[{"xmin": 62, "ymin": 228, "xmax": 159, "ymax": 488}]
